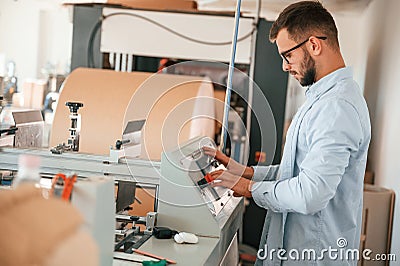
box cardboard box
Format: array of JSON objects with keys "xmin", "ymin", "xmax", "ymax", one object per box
[
  {"xmin": 22, "ymin": 79, "xmax": 46, "ymax": 109},
  {"xmin": 63, "ymin": 0, "xmax": 197, "ymax": 12},
  {"xmin": 360, "ymin": 185, "xmax": 395, "ymax": 266},
  {"xmin": 364, "ymin": 170, "xmax": 375, "ymax": 184}
]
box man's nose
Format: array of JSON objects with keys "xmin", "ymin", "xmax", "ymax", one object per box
[{"xmin": 282, "ymin": 60, "xmax": 291, "ymax": 72}]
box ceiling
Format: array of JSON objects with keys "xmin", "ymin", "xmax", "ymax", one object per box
[{"xmin": 196, "ymin": 0, "xmax": 373, "ymax": 20}]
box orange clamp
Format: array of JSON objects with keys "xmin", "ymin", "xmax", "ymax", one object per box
[
  {"xmin": 204, "ymin": 173, "xmax": 215, "ymax": 183},
  {"xmin": 50, "ymin": 173, "xmax": 77, "ymax": 201}
]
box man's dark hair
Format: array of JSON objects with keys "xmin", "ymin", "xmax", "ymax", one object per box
[{"xmin": 269, "ymin": 1, "xmax": 339, "ymax": 50}]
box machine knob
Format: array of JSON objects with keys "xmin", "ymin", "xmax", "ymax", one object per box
[{"xmin": 66, "ymin": 102, "xmax": 83, "ymax": 113}]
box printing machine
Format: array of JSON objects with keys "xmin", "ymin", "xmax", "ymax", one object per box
[
  {"xmin": 0, "ymin": 4, "xmax": 289, "ymax": 263},
  {"xmin": 0, "ymin": 68, "xmax": 243, "ymax": 265},
  {"xmin": 69, "ymin": 4, "xmax": 290, "ymax": 251},
  {"xmin": 0, "ymin": 138, "xmax": 243, "ymax": 265}
]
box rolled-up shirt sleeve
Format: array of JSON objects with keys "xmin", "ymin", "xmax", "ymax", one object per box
[{"xmin": 250, "ymin": 99, "xmax": 363, "ymax": 215}]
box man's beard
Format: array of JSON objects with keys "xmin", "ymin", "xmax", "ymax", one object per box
[{"xmin": 299, "ymin": 51, "xmax": 316, "ymax": 87}]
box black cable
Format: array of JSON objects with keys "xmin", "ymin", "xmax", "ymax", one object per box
[
  {"xmin": 87, "ymin": 17, "xmax": 103, "ymax": 68},
  {"xmin": 104, "ymin": 12, "xmax": 254, "ymax": 46},
  {"xmin": 86, "ymin": 11, "xmax": 256, "ymax": 68}
]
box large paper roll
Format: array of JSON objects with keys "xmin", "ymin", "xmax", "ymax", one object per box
[{"xmin": 50, "ymin": 68, "xmax": 216, "ymax": 160}]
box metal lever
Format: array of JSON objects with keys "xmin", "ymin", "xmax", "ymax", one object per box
[
  {"xmin": 66, "ymin": 102, "xmax": 83, "ymax": 152},
  {"xmin": 115, "ymin": 139, "xmax": 130, "ymax": 150},
  {"xmin": 220, "ymin": 0, "xmax": 242, "ymax": 154}
]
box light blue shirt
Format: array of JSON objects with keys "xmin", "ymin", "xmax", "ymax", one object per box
[{"xmin": 251, "ymin": 67, "xmax": 371, "ymax": 265}]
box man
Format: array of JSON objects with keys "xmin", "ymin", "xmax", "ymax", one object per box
[{"xmin": 204, "ymin": 1, "xmax": 371, "ymax": 265}]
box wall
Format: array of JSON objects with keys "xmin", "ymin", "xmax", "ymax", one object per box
[
  {"xmin": 334, "ymin": 12, "xmax": 365, "ymax": 90},
  {"xmin": 0, "ymin": 0, "xmax": 72, "ymax": 87},
  {"xmin": 361, "ymin": 0, "xmax": 400, "ymax": 262}
]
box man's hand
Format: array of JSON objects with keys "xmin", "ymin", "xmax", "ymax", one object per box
[
  {"xmin": 208, "ymin": 170, "xmax": 253, "ymax": 198},
  {"xmin": 202, "ymin": 146, "xmax": 254, "ymax": 179}
]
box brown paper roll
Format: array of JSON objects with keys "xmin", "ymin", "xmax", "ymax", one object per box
[{"xmin": 50, "ymin": 68, "xmax": 215, "ymax": 160}]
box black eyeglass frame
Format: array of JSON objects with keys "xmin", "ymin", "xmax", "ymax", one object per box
[{"xmin": 280, "ymin": 36, "xmax": 327, "ymax": 64}]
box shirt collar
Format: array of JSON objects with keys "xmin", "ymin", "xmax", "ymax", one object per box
[{"xmin": 305, "ymin": 67, "xmax": 352, "ymax": 99}]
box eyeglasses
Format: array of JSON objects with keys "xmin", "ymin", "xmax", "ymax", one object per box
[{"xmin": 280, "ymin": 36, "xmax": 327, "ymax": 64}]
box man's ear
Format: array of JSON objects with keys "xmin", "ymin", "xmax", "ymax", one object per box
[{"xmin": 308, "ymin": 36, "xmax": 322, "ymax": 56}]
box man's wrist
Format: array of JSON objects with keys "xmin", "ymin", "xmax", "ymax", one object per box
[
  {"xmin": 246, "ymin": 180, "xmax": 254, "ymax": 197},
  {"xmin": 244, "ymin": 166, "xmax": 254, "ymax": 179}
]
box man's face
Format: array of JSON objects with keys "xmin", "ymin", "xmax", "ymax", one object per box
[{"xmin": 276, "ymin": 29, "xmax": 316, "ymax": 87}]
